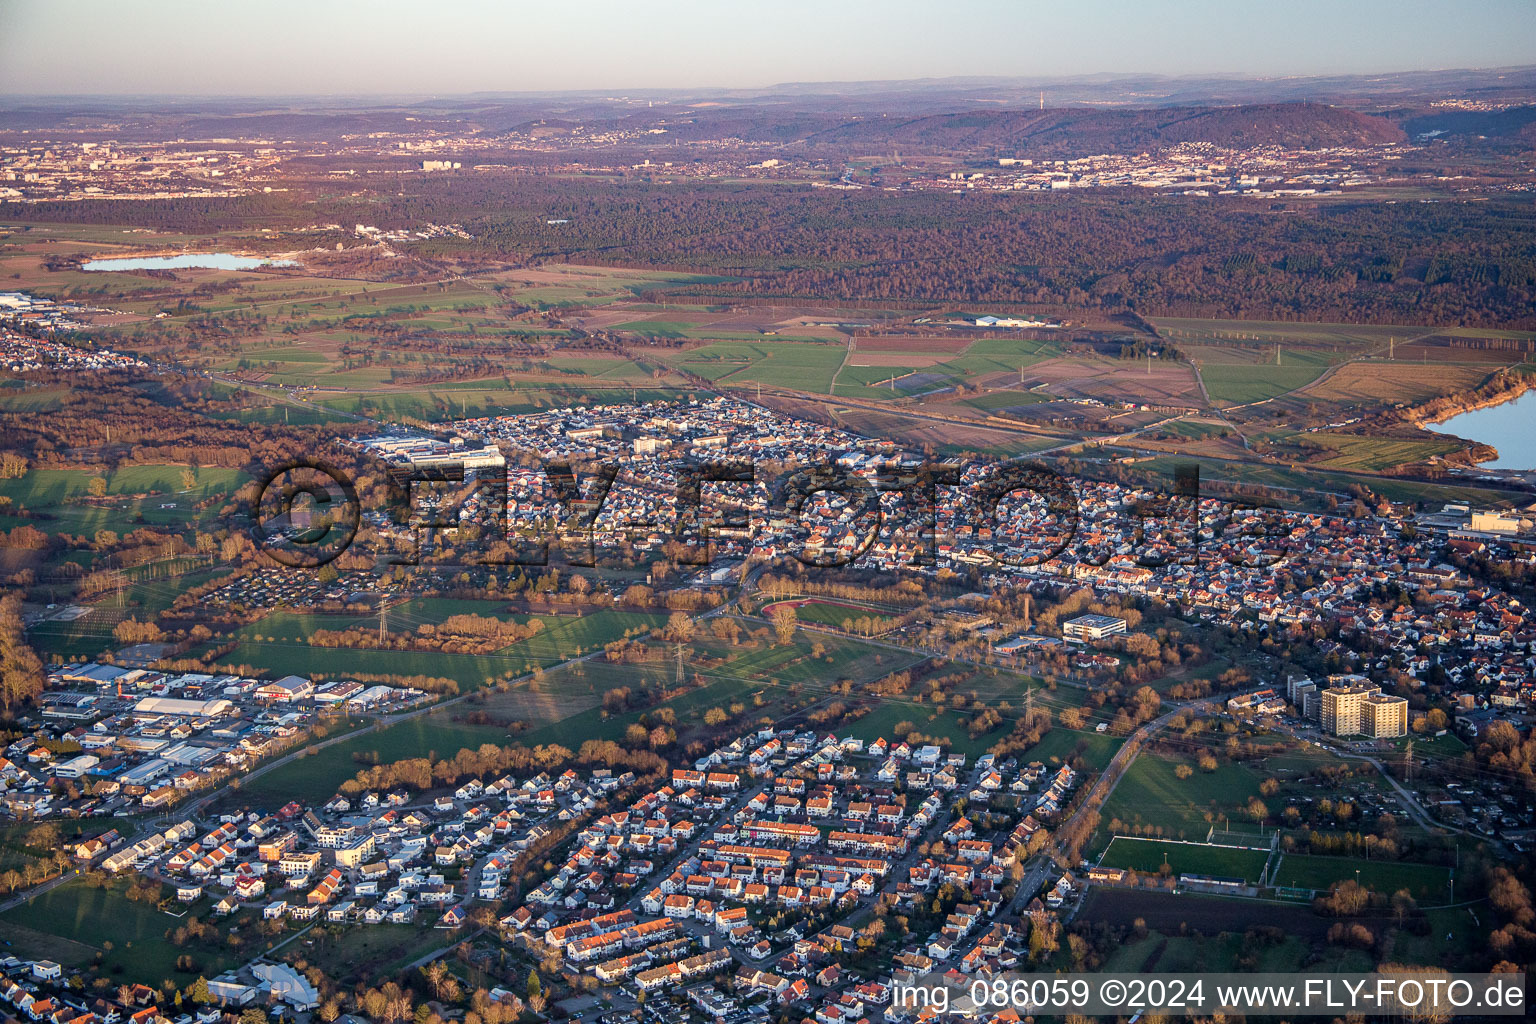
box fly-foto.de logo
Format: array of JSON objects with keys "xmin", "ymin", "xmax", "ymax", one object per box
[{"xmin": 245, "ymin": 454, "xmax": 1290, "ymax": 574}]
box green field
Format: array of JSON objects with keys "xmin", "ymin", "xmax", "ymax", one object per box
[
  {"xmin": 239, "ymin": 628, "xmax": 921, "ymax": 806},
  {"xmin": 1104, "ymin": 451, "xmax": 1531, "ymax": 510},
  {"xmin": 957, "ymin": 389, "xmax": 1055, "ymax": 413},
  {"xmin": 1020, "ymin": 728, "xmax": 1124, "ymax": 771},
  {"xmin": 292, "ymin": 921, "xmax": 459, "ymax": 985},
  {"xmin": 213, "ymin": 607, "xmax": 664, "ymax": 686},
  {"xmin": 1099, "ymin": 836, "xmax": 1271, "ymax": 883},
  {"xmin": 1197, "ymin": 353, "xmax": 1333, "ymax": 405},
  {"xmin": 935, "ymin": 337, "xmax": 1061, "ymax": 379},
  {"xmin": 1271, "ymin": 854, "xmax": 1452, "ymax": 902},
  {"xmin": 765, "ymin": 597, "xmax": 895, "ymax": 630},
  {"xmin": 0, "ymin": 464, "xmax": 245, "ymax": 506},
  {"xmin": 845, "ymin": 701, "xmax": 1015, "ymax": 760},
  {"xmin": 0, "ymin": 876, "xmax": 244, "ymax": 982},
  {"xmin": 666, "ymin": 341, "xmax": 845, "ymax": 393},
  {"xmin": 1291, "ymin": 431, "xmax": 1462, "ymax": 471},
  {"xmin": 1100, "ymin": 752, "xmax": 1266, "ymax": 841},
  {"xmin": 236, "ymin": 715, "xmax": 511, "ymax": 806}
]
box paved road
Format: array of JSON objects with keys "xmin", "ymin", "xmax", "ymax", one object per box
[
  {"xmin": 1271, "ymin": 723, "xmax": 1504, "ymax": 854},
  {"xmin": 178, "ymin": 622, "xmax": 657, "ymax": 820},
  {"xmin": 1002, "ymin": 702, "xmax": 1189, "ymax": 918},
  {"xmin": 0, "ymin": 868, "xmax": 73, "ymax": 913}
]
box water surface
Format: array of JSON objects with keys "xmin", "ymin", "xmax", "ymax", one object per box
[
  {"xmin": 1425, "ymin": 388, "xmax": 1536, "ymax": 469},
  {"xmin": 81, "ymin": 253, "xmax": 297, "ymax": 271}
]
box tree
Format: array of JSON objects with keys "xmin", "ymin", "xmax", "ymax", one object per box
[
  {"xmin": 188, "ymin": 978, "xmax": 212, "ymax": 1005},
  {"xmin": 0, "ymin": 593, "xmax": 44, "ymax": 711},
  {"xmin": 526, "ymin": 970, "xmax": 541, "ymax": 1002},
  {"xmin": 662, "ymin": 611, "xmax": 695, "ymax": 644},
  {"xmin": 26, "ymin": 822, "xmax": 60, "ymax": 849},
  {"xmin": 770, "ymin": 604, "xmax": 798, "ymax": 645},
  {"xmin": 422, "ymin": 960, "xmax": 448, "ymax": 1000},
  {"xmin": 87, "ymin": 476, "xmax": 107, "ymax": 497},
  {"xmin": 113, "ymin": 618, "xmax": 165, "ymax": 645}
]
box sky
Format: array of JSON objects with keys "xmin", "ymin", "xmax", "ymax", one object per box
[{"xmin": 1, "ymin": 0, "xmax": 1533, "ymax": 97}]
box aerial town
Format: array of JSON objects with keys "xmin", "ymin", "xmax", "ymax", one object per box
[
  {"xmin": 4, "ymin": 133, "xmax": 1532, "ymax": 205},
  {"xmin": 3, "ymin": 5, "xmax": 1536, "ymax": 1023}
]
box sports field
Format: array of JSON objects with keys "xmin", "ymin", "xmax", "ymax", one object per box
[
  {"xmin": 1099, "ymin": 836, "xmax": 1271, "ymax": 883},
  {"xmin": 1271, "ymin": 854, "xmax": 1452, "ymax": 902}
]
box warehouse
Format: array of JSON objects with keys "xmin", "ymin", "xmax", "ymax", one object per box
[{"xmin": 134, "ymin": 696, "xmax": 234, "ymax": 717}]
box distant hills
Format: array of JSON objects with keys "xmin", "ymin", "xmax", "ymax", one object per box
[
  {"xmin": 3, "ymin": 65, "xmax": 1531, "ymax": 156},
  {"xmin": 790, "ymin": 102, "xmax": 1408, "ymax": 153}
]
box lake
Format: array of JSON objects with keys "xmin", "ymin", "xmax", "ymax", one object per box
[
  {"xmin": 81, "ymin": 252, "xmax": 297, "ymax": 271},
  {"xmin": 1425, "ymin": 388, "xmax": 1536, "ymax": 470}
]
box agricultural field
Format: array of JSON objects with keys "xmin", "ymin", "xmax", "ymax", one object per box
[
  {"xmin": 1196, "ymin": 349, "xmax": 1335, "ymax": 406},
  {"xmin": 1098, "ymin": 930, "xmax": 1317, "ymax": 973},
  {"xmin": 291, "ymin": 921, "xmax": 461, "ymax": 987},
  {"xmin": 1097, "ymin": 836, "xmax": 1272, "ymax": 883},
  {"xmin": 759, "ymin": 597, "xmax": 896, "ymax": 631},
  {"xmin": 1282, "ymin": 431, "xmax": 1463, "ymax": 471},
  {"xmin": 236, "ymin": 714, "xmax": 511, "ymax": 807},
  {"xmin": 1017, "ymin": 727, "xmax": 1124, "ymax": 772},
  {"xmin": 1102, "ymin": 451, "xmax": 1532, "ymax": 510},
  {"xmin": 0, "ymin": 463, "xmax": 244, "ymax": 508},
  {"xmin": 27, "ymin": 565, "xmax": 229, "ymax": 657},
  {"xmin": 844, "ymin": 701, "xmax": 1013, "ymax": 760},
  {"xmin": 951, "ymin": 389, "xmax": 1055, "ymax": 414},
  {"xmin": 1079, "ymin": 888, "xmax": 1359, "ymax": 951},
  {"xmin": 241, "ymin": 628, "xmax": 922, "ymax": 807},
  {"xmin": 662, "ymin": 340, "xmax": 846, "ymax": 392},
  {"xmin": 814, "ymin": 402, "xmax": 1062, "ymax": 457},
  {"xmin": 1297, "ymin": 361, "xmax": 1494, "ymax": 407},
  {"xmin": 1153, "ymin": 317, "xmax": 1409, "ymax": 352},
  {"xmin": 1023, "ymin": 353, "xmax": 1203, "ymax": 406}
]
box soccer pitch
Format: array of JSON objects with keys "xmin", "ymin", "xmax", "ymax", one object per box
[{"xmin": 1099, "ymin": 836, "xmax": 1272, "ymax": 884}]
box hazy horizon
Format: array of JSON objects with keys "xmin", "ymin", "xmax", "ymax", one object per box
[{"xmin": 3, "ymin": 0, "xmax": 1535, "ymax": 98}]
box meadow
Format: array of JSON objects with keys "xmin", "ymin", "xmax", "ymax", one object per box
[
  {"xmin": 213, "ymin": 607, "xmax": 665, "ymax": 686},
  {"xmin": 0, "ymin": 876, "xmax": 247, "ymax": 982},
  {"xmin": 0, "ymin": 464, "xmax": 244, "ymax": 506},
  {"xmin": 1099, "ymin": 751, "xmax": 1267, "ymax": 841},
  {"xmin": 664, "ymin": 340, "xmax": 846, "ymax": 393},
  {"xmin": 238, "ymin": 628, "xmax": 924, "ymax": 806}
]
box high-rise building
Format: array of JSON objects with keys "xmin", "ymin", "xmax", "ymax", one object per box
[
  {"xmin": 1320, "ymin": 682, "xmax": 1407, "ymax": 738},
  {"xmin": 1361, "ymin": 692, "xmax": 1408, "ymax": 738}
]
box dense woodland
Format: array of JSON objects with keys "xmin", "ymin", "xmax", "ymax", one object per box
[{"xmin": 12, "ymin": 176, "xmax": 1534, "ymax": 326}]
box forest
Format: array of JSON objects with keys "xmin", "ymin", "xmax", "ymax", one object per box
[{"xmin": 12, "ymin": 176, "xmax": 1532, "ymax": 327}]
